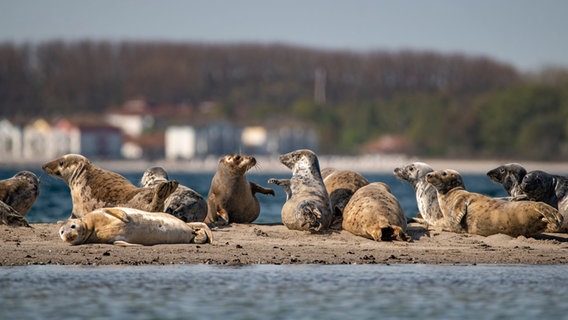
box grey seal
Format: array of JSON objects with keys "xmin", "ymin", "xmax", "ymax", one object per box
[{"xmin": 141, "ymin": 166, "xmax": 208, "ymax": 222}]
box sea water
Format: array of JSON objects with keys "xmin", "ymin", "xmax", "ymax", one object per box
[{"xmin": 1, "ymin": 264, "xmax": 568, "ymax": 319}]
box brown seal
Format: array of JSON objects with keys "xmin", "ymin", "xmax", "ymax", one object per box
[
  {"xmin": 42, "ymin": 154, "xmax": 178, "ymax": 218},
  {"xmin": 342, "ymin": 182, "xmax": 409, "ymax": 241},
  {"xmin": 59, "ymin": 207, "xmax": 213, "ymax": 246},
  {"xmin": 276, "ymin": 149, "xmax": 333, "ymax": 232},
  {"xmin": 205, "ymin": 154, "xmax": 274, "ymax": 225},
  {"xmin": 141, "ymin": 166, "xmax": 208, "ymax": 222},
  {"xmin": 322, "ymin": 168, "xmax": 369, "ymax": 227},
  {"xmin": 426, "ymin": 169, "xmax": 563, "ymax": 237},
  {"xmin": 0, "ymin": 201, "xmax": 30, "ymax": 227},
  {"xmin": 0, "ymin": 170, "xmax": 40, "ymax": 217},
  {"xmin": 393, "ymin": 162, "xmax": 443, "ymax": 227}
]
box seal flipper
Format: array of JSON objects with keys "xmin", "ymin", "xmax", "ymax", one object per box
[
  {"xmin": 250, "ymin": 182, "xmax": 275, "ymax": 196},
  {"xmin": 187, "ymin": 222, "xmax": 213, "ymax": 244},
  {"xmin": 113, "ymin": 240, "xmax": 142, "ymax": 247},
  {"xmin": 103, "ymin": 208, "xmax": 130, "ymax": 223},
  {"xmin": 268, "ymin": 178, "xmax": 291, "ymax": 200},
  {"xmin": 297, "ymin": 202, "xmax": 323, "ymax": 232}
]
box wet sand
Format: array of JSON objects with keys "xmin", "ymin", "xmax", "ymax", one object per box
[{"xmin": 2, "ymin": 222, "xmax": 568, "ymax": 266}]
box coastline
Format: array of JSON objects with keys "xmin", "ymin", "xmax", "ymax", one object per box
[
  {"xmin": 2, "ymin": 222, "xmax": 568, "ymax": 267},
  {"xmin": 1, "ymin": 155, "xmax": 566, "ymax": 174}
]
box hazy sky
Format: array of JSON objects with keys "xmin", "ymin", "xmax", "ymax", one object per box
[{"xmin": 1, "ymin": 0, "xmax": 566, "ymax": 71}]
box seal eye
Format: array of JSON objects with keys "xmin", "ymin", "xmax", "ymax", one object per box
[
  {"xmin": 70, "ymin": 224, "xmax": 76, "ymax": 229},
  {"xmin": 59, "ymin": 160, "xmax": 64, "ymax": 167},
  {"xmin": 442, "ymin": 172, "xmax": 447, "ymax": 177}
]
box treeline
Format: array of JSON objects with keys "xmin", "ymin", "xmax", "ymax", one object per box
[{"xmin": 1, "ymin": 40, "xmax": 568, "ymax": 159}]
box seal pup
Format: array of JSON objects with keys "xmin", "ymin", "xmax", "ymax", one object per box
[
  {"xmin": 321, "ymin": 168, "xmax": 369, "ymax": 228},
  {"xmin": 426, "ymin": 169, "xmax": 562, "ymax": 237},
  {"xmin": 519, "ymin": 170, "xmax": 568, "ymax": 231},
  {"xmin": 0, "ymin": 171, "xmax": 40, "ymax": 216},
  {"xmin": 486, "ymin": 163, "xmax": 527, "ymax": 199},
  {"xmin": 342, "ymin": 182, "xmax": 409, "ymax": 241},
  {"xmin": 58, "ymin": 207, "xmax": 213, "ymax": 246},
  {"xmin": 141, "ymin": 167, "xmax": 208, "ymax": 222},
  {"xmin": 205, "ymin": 154, "xmax": 274, "ymax": 225},
  {"xmin": 393, "ymin": 162, "xmax": 443, "ymax": 227},
  {"xmin": 42, "ymin": 154, "xmax": 178, "ymax": 218},
  {"xmin": 277, "ymin": 149, "xmax": 333, "ymax": 232}
]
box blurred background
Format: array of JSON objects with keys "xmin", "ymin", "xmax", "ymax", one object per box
[{"xmin": 1, "ymin": 0, "xmax": 568, "ymax": 164}]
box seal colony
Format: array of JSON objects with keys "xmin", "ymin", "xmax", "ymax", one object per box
[{"xmin": 3, "ymin": 149, "xmax": 568, "ymax": 253}]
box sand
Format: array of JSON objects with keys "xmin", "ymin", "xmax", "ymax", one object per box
[{"xmin": 2, "ymin": 222, "xmax": 568, "ymax": 266}]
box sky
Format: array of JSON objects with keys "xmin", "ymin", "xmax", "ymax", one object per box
[{"xmin": 0, "ymin": 0, "xmax": 567, "ymax": 71}]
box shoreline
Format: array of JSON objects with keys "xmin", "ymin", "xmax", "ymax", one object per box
[
  {"xmin": 1, "ymin": 155, "xmax": 566, "ymax": 174},
  {"xmin": 2, "ymin": 222, "xmax": 568, "ymax": 267}
]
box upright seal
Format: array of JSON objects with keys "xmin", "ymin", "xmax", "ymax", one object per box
[
  {"xmin": 59, "ymin": 207, "xmax": 213, "ymax": 246},
  {"xmin": 426, "ymin": 169, "xmax": 562, "ymax": 237},
  {"xmin": 393, "ymin": 162, "xmax": 443, "ymax": 227},
  {"xmin": 205, "ymin": 154, "xmax": 274, "ymax": 225},
  {"xmin": 342, "ymin": 182, "xmax": 409, "ymax": 241},
  {"xmin": 276, "ymin": 149, "xmax": 332, "ymax": 232},
  {"xmin": 42, "ymin": 154, "xmax": 178, "ymax": 218},
  {"xmin": 141, "ymin": 166, "xmax": 208, "ymax": 222}
]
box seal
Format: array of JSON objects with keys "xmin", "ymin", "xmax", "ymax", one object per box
[
  {"xmin": 205, "ymin": 154, "xmax": 274, "ymax": 225},
  {"xmin": 277, "ymin": 149, "xmax": 333, "ymax": 232},
  {"xmin": 0, "ymin": 201, "xmax": 30, "ymax": 227},
  {"xmin": 0, "ymin": 170, "xmax": 40, "ymax": 216},
  {"xmin": 393, "ymin": 162, "xmax": 443, "ymax": 227},
  {"xmin": 141, "ymin": 166, "xmax": 208, "ymax": 222},
  {"xmin": 58, "ymin": 207, "xmax": 213, "ymax": 246},
  {"xmin": 486, "ymin": 163, "xmax": 527, "ymax": 199},
  {"xmin": 426, "ymin": 169, "xmax": 563, "ymax": 237},
  {"xmin": 42, "ymin": 154, "xmax": 178, "ymax": 218},
  {"xmin": 342, "ymin": 182, "xmax": 409, "ymax": 241},
  {"xmin": 519, "ymin": 170, "xmax": 568, "ymax": 231},
  {"xmin": 322, "ymin": 168, "xmax": 369, "ymax": 227}
]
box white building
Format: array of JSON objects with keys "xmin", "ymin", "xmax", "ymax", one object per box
[{"xmin": 0, "ymin": 119, "xmax": 23, "ymax": 161}]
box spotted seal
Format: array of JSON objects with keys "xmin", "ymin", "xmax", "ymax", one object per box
[
  {"xmin": 426, "ymin": 169, "xmax": 562, "ymax": 236},
  {"xmin": 276, "ymin": 149, "xmax": 332, "ymax": 232},
  {"xmin": 58, "ymin": 207, "xmax": 212, "ymax": 246},
  {"xmin": 42, "ymin": 154, "xmax": 178, "ymax": 218},
  {"xmin": 342, "ymin": 182, "xmax": 409, "ymax": 241},
  {"xmin": 486, "ymin": 163, "xmax": 528, "ymax": 199},
  {"xmin": 321, "ymin": 168, "xmax": 369, "ymax": 228},
  {"xmin": 141, "ymin": 166, "xmax": 208, "ymax": 222},
  {"xmin": 519, "ymin": 170, "xmax": 568, "ymax": 231},
  {"xmin": 393, "ymin": 162, "xmax": 443, "ymax": 227},
  {"xmin": 0, "ymin": 170, "xmax": 40, "ymax": 217},
  {"xmin": 205, "ymin": 154, "xmax": 274, "ymax": 225}
]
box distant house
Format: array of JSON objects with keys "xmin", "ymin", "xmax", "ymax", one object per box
[
  {"xmin": 0, "ymin": 119, "xmax": 23, "ymax": 160},
  {"xmin": 105, "ymin": 99, "xmax": 154, "ymax": 137},
  {"xmin": 265, "ymin": 126, "xmax": 318, "ymax": 154},
  {"xmin": 76, "ymin": 124, "xmax": 123, "ymax": 159},
  {"xmin": 165, "ymin": 122, "xmax": 242, "ymax": 160},
  {"xmin": 22, "ymin": 119, "xmax": 53, "ymax": 160}
]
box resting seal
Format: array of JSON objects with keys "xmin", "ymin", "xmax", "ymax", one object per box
[
  {"xmin": 0, "ymin": 201, "xmax": 30, "ymax": 227},
  {"xmin": 141, "ymin": 167, "xmax": 208, "ymax": 222},
  {"xmin": 205, "ymin": 154, "xmax": 274, "ymax": 225},
  {"xmin": 277, "ymin": 149, "xmax": 332, "ymax": 232},
  {"xmin": 426, "ymin": 169, "xmax": 562, "ymax": 237},
  {"xmin": 520, "ymin": 170, "xmax": 568, "ymax": 231},
  {"xmin": 342, "ymin": 182, "xmax": 409, "ymax": 241},
  {"xmin": 486, "ymin": 163, "xmax": 527, "ymax": 199},
  {"xmin": 393, "ymin": 162, "xmax": 443, "ymax": 227},
  {"xmin": 322, "ymin": 168, "xmax": 369, "ymax": 227},
  {"xmin": 42, "ymin": 154, "xmax": 178, "ymax": 218},
  {"xmin": 0, "ymin": 171, "xmax": 40, "ymax": 217},
  {"xmin": 59, "ymin": 207, "xmax": 212, "ymax": 246}
]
